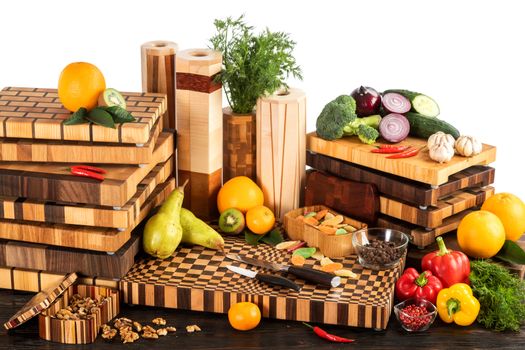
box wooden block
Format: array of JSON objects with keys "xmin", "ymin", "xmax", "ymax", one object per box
[
  {"xmin": 178, "ymin": 169, "xmax": 221, "ymax": 221},
  {"xmin": 0, "ymin": 132, "xmax": 173, "ymax": 207},
  {"xmin": 380, "ymin": 187, "xmax": 495, "ymax": 228},
  {"xmin": 256, "ymin": 88, "xmax": 306, "ymax": 220},
  {"xmin": 0, "ymin": 178, "xmax": 175, "ymax": 252},
  {"xmin": 223, "ymin": 107, "xmax": 256, "ymax": 182},
  {"xmin": 0, "ymin": 87, "xmax": 166, "ymax": 144},
  {"xmin": 120, "ymin": 236, "xmax": 403, "ymax": 329},
  {"xmin": 307, "ymin": 133, "xmax": 496, "ymax": 186},
  {"xmin": 304, "ymin": 170, "xmax": 379, "ymax": 224},
  {"xmin": 307, "ymin": 151, "xmax": 496, "ymax": 207}
]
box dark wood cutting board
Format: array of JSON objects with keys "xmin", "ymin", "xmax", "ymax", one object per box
[
  {"xmin": 304, "ymin": 170, "xmax": 379, "ymax": 224},
  {"xmin": 307, "ymin": 151, "xmax": 495, "ymax": 207}
]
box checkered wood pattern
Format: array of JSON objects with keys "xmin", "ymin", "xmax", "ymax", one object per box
[
  {"xmin": 0, "ymin": 87, "xmax": 166, "ymax": 144},
  {"xmin": 121, "ymin": 237, "xmax": 404, "ymax": 329},
  {"xmin": 223, "ymin": 108, "xmax": 256, "ymax": 182}
]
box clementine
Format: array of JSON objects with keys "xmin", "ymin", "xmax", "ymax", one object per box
[
  {"xmin": 457, "ymin": 210, "xmax": 505, "ymax": 258},
  {"xmin": 246, "ymin": 205, "xmax": 275, "ymax": 234},
  {"xmin": 481, "ymin": 192, "xmax": 525, "ymax": 241},
  {"xmin": 58, "ymin": 62, "xmax": 106, "ymax": 112},
  {"xmin": 228, "ymin": 302, "xmax": 261, "ymax": 331}
]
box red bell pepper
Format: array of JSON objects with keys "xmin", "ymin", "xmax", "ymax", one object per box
[
  {"xmin": 421, "ymin": 237, "xmax": 470, "ymax": 287},
  {"xmin": 395, "ymin": 267, "xmax": 443, "ymax": 304}
]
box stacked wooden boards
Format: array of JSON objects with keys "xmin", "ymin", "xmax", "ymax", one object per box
[
  {"xmin": 0, "ymin": 87, "xmax": 175, "ymax": 279},
  {"xmin": 306, "ymin": 133, "xmax": 497, "ymax": 247}
]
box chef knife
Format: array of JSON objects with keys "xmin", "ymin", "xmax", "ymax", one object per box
[
  {"xmin": 226, "ymin": 253, "xmax": 341, "ymax": 288},
  {"xmin": 226, "ymin": 265, "xmax": 301, "ymax": 291}
]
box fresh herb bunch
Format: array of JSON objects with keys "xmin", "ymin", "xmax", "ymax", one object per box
[
  {"xmin": 470, "ymin": 260, "xmax": 525, "ymax": 331},
  {"xmin": 210, "ymin": 15, "xmax": 303, "ymax": 114}
]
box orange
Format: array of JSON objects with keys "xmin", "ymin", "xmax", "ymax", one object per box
[
  {"xmin": 481, "ymin": 192, "xmax": 525, "ymax": 241},
  {"xmin": 246, "ymin": 205, "xmax": 275, "ymax": 235},
  {"xmin": 228, "ymin": 302, "xmax": 261, "ymax": 331},
  {"xmin": 217, "ymin": 176, "xmax": 264, "ymax": 213},
  {"xmin": 457, "ymin": 210, "xmax": 505, "ymax": 258},
  {"xmin": 58, "ymin": 62, "xmax": 106, "ymax": 112}
]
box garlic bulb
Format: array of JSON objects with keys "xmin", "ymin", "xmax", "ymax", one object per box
[
  {"xmin": 429, "ymin": 142, "xmax": 455, "ymax": 163},
  {"xmin": 455, "ymin": 135, "xmax": 482, "ymax": 157},
  {"xmin": 427, "ymin": 131, "xmax": 455, "ymax": 149}
]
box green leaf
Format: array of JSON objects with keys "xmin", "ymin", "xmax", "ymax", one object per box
[
  {"xmin": 292, "ymin": 247, "xmax": 316, "ymax": 258},
  {"xmin": 104, "ymin": 106, "xmax": 136, "ymax": 123},
  {"xmin": 304, "ymin": 212, "xmax": 316, "ymax": 218},
  {"xmin": 260, "ymin": 228, "xmax": 284, "ymax": 246},
  {"xmin": 63, "ymin": 107, "xmax": 88, "ymax": 125},
  {"xmin": 86, "ymin": 108, "xmax": 115, "ymax": 128},
  {"xmin": 244, "ymin": 230, "xmax": 264, "ymax": 246},
  {"xmin": 495, "ymin": 240, "xmax": 525, "ymax": 265}
]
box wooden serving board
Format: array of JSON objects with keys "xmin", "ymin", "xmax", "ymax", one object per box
[
  {"xmin": 0, "ymin": 87, "xmax": 166, "ymax": 144},
  {"xmin": 0, "ymin": 158, "xmax": 172, "ymax": 229},
  {"xmin": 0, "ymin": 132, "xmax": 173, "ymax": 207},
  {"xmin": 307, "ymin": 133, "xmax": 496, "ymax": 186},
  {"xmin": 380, "ymin": 187, "xmax": 494, "ymax": 228},
  {"xmin": 120, "ymin": 236, "xmax": 404, "ymax": 329},
  {"xmin": 0, "ymin": 178, "xmax": 175, "ymax": 252},
  {"xmin": 307, "ymin": 151, "xmax": 495, "ymax": 207}
]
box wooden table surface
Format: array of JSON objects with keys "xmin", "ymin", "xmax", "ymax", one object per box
[{"xmin": 1, "ymin": 290, "xmax": 523, "ymax": 349}]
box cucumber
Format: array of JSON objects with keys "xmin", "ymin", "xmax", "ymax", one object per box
[
  {"xmin": 383, "ymin": 89, "xmax": 440, "ymax": 118},
  {"xmin": 404, "ymin": 112, "xmax": 460, "ymax": 139}
]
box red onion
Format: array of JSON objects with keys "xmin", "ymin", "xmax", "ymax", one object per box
[
  {"xmin": 379, "ymin": 113, "xmax": 410, "ymax": 143},
  {"xmin": 351, "ymin": 86, "xmax": 381, "ymax": 116},
  {"xmin": 382, "ymin": 93, "xmax": 411, "ymax": 114}
]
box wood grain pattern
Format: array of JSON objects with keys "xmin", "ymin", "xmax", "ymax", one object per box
[
  {"xmin": 0, "ymin": 158, "xmax": 172, "ymax": 228},
  {"xmin": 307, "ymin": 133, "xmax": 496, "ymax": 186},
  {"xmin": 0, "ymin": 178, "xmax": 175, "ymax": 252},
  {"xmin": 0, "ymin": 132, "xmax": 173, "ymax": 207},
  {"xmin": 307, "ymin": 151, "xmax": 496, "ymax": 207},
  {"xmin": 380, "ymin": 187, "xmax": 494, "ymax": 228},
  {"xmin": 223, "ymin": 107, "xmax": 256, "ymax": 182},
  {"xmin": 0, "ymin": 87, "xmax": 166, "ymax": 144},
  {"xmin": 121, "ymin": 236, "xmax": 403, "ymax": 330},
  {"xmin": 256, "ymin": 88, "xmax": 306, "ymax": 221},
  {"xmin": 178, "ymin": 169, "xmax": 222, "ymax": 221}
]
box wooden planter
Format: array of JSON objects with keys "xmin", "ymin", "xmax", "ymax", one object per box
[
  {"xmin": 39, "ymin": 285, "xmax": 119, "ymax": 344},
  {"xmin": 283, "ymin": 205, "xmax": 367, "ymax": 258},
  {"xmin": 223, "ymin": 107, "xmax": 256, "ymax": 182}
]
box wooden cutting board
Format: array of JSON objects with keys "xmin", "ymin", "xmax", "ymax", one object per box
[
  {"xmin": 307, "ymin": 151, "xmax": 495, "ymax": 207},
  {"xmin": 307, "ymin": 133, "xmax": 496, "ymax": 186},
  {"xmin": 0, "ymin": 158, "xmax": 172, "ymax": 228},
  {"xmin": 120, "ymin": 236, "xmax": 404, "ymax": 330},
  {"xmin": 0, "ymin": 87, "xmax": 166, "ymax": 144},
  {"xmin": 304, "ymin": 170, "xmax": 379, "ymax": 224},
  {"xmin": 0, "ymin": 178, "xmax": 174, "ymax": 252},
  {"xmin": 0, "ymin": 132, "xmax": 173, "ymax": 207},
  {"xmin": 0, "ymin": 117, "xmax": 162, "ymax": 164},
  {"xmin": 380, "ymin": 187, "xmax": 494, "ymax": 228}
]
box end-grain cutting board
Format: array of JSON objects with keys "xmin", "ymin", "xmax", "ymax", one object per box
[
  {"xmin": 307, "ymin": 133, "xmax": 496, "ymax": 186},
  {"xmin": 0, "ymin": 87, "xmax": 166, "ymax": 144},
  {"xmin": 0, "ymin": 132, "xmax": 173, "ymax": 207},
  {"xmin": 120, "ymin": 236, "xmax": 404, "ymax": 330}
]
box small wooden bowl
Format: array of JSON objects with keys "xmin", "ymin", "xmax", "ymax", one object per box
[
  {"xmin": 283, "ymin": 205, "xmax": 368, "ymax": 258},
  {"xmin": 38, "ymin": 285, "xmax": 119, "ymax": 344}
]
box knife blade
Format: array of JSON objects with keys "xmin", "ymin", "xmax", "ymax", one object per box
[
  {"xmin": 226, "ymin": 265, "xmax": 301, "ymax": 291},
  {"xmin": 226, "ymin": 253, "xmax": 341, "ymax": 288}
]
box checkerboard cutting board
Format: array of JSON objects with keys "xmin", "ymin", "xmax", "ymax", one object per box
[{"xmin": 120, "ymin": 237, "xmax": 404, "ymax": 329}]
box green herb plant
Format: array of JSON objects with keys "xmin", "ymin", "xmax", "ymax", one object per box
[{"xmin": 210, "ymin": 15, "xmax": 303, "ymax": 114}]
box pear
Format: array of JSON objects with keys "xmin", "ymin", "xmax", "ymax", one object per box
[{"xmin": 180, "ymin": 208, "xmax": 225, "ymax": 250}]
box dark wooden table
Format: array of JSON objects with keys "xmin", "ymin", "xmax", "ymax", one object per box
[{"xmin": 1, "ymin": 289, "xmax": 523, "ymax": 350}]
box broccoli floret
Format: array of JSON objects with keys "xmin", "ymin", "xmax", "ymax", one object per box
[
  {"xmin": 315, "ymin": 95, "xmax": 357, "ymax": 140},
  {"xmin": 343, "ymin": 114, "xmax": 382, "ymax": 136},
  {"xmin": 356, "ymin": 124, "xmax": 379, "ymax": 145}
]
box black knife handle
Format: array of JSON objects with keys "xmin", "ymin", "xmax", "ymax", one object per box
[
  {"xmin": 287, "ymin": 266, "xmax": 341, "ymax": 287},
  {"xmin": 256, "ymin": 273, "xmax": 301, "ymax": 291}
]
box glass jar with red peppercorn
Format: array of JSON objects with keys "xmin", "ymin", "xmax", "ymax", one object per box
[{"xmin": 394, "ymin": 298, "xmax": 437, "ymax": 332}]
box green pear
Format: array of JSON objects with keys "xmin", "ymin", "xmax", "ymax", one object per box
[{"xmin": 180, "ymin": 208, "xmax": 225, "ymax": 250}]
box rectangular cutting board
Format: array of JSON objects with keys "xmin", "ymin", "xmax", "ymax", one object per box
[
  {"xmin": 307, "ymin": 151, "xmax": 495, "ymax": 207},
  {"xmin": 307, "ymin": 133, "xmax": 496, "ymax": 186},
  {"xmin": 0, "ymin": 178, "xmax": 175, "ymax": 252},
  {"xmin": 0, "ymin": 87, "xmax": 166, "ymax": 144},
  {"xmin": 0, "ymin": 132, "xmax": 173, "ymax": 207},
  {"xmin": 0, "ymin": 158, "xmax": 172, "ymax": 228},
  {"xmin": 380, "ymin": 187, "xmax": 494, "ymax": 228},
  {"xmin": 120, "ymin": 236, "xmax": 404, "ymax": 329}
]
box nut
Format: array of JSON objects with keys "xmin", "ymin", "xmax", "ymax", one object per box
[
  {"xmin": 133, "ymin": 321, "xmax": 142, "ymax": 332},
  {"xmin": 186, "ymin": 324, "xmax": 201, "ymax": 333},
  {"xmin": 166, "ymin": 326, "xmax": 177, "ymax": 332},
  {"xmin": 142, "ymin": 331, "xmax": 159, "ymax": 339},
  {"xmin": 152, "ymin": 317, "xmax": 166, "ymax": 326},
  {"xmin": 121, "ymin": 330, "xmax": 139, "ymax": 344},
  {"xmin": 157, "ymin": 328, "xmax": 168, "ymax": 336},
  {"xmin": 51, "ymin": 294, "xmax": 109, "ymax": 321},
  {"xmin": 100, "ymin": 324, "xmax": 117, "ymax": 340}
]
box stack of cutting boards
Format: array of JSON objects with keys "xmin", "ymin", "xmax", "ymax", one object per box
[
  {"xmin": 306, "ymin": 132, "xmax": 497, "ymax": 248},
  {"xmin": 0, "ymin": 87, "xmax": 175, "ymax": 283}
]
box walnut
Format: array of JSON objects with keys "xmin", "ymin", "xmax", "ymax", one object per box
[
  {"xmin": 142, "ymin": 325, "xmax": 156, "ymax": 334},
  {"xmin": 166, "ymin": 326, "xmax": 177, "ymax": 332},
  {"xmin": 133, "ymin": 321, "xmax": 142, "ymax": 332},
  {"xmin": 152, "ymin": 317, "xmax": 166, "ymax": 326},
  {"xmin": 100, "ymin": 324, "xmax": 117, "ymax": 340},
  {"xmin": 157, "ymin": 328, "xmax": 168, "ymax": 336},
  {"xmin": 142, "ymin": 331, "xmax": 159, "ymax": 339},
  {"xmin": 186, "ymin": 324, "xmax": 201, "ymax": 333}
]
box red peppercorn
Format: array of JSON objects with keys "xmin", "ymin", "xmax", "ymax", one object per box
[{"xmin": 399, "ymin": 305, "xmax": 432, "ymax": 331}]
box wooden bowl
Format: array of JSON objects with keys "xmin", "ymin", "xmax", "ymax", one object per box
[{"xmin": 283, "ymin": 205, "xmax": 368, "ymax": 258}]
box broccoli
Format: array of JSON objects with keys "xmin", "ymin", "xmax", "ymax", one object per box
[
  {"xmin": 343, "ymin": 114, "xmax": 382, "ymax": 136},
  {"xmin": 356, "ymin": 124, "xmax": 379, "ymax": 145}
]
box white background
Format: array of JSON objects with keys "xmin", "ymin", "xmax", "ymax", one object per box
[{"xmin": 1, "ymin": 0, "xmax": 524, "ymax": 199}]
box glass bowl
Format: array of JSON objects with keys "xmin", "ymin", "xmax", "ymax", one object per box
[
  {"xmin": 394, "ymin": 298, "xmax": 437, "ymax": 332},
  {"xmin": 352, "ymin": 228, "xmax": 408, "ymax": 270}
]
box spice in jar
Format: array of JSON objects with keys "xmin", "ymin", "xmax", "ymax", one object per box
[
  {"xmin": 399, "ymin": 305, "xmax": 432, "ymax": 331},
  {"xmin": 361, "ymin": 239, "xmax": 402, "ymax": 265}
]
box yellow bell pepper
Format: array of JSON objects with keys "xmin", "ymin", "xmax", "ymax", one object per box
[{"xmin": 436, "ymin": 283, "xmax": 480, "ymax": 326}]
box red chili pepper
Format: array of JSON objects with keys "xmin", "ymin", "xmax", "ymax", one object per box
[
  {"xmin": 395, "ymin": 267, "xmax": 443, "ymax": 304},
  {"xmin": 71, "ymin": 165, "xmax": 107, "ymax": 174},
  {"xmin": 303, "ymin": 323, "xmax": 354, "ymax": 343},
  {"xmin": 70, "ymin": 167, "xmax": 105, "ymax": 181},
  {"xmin": 371, "ymin": 145, "xmax": 411, "ymax": 153},
  {"xmin": 386, "ymin": 147, "xmax": 421, "ymax": 159},
  {"xmin": 421, "ymin": 237, "xmax": 470, "ymax": 287}
]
